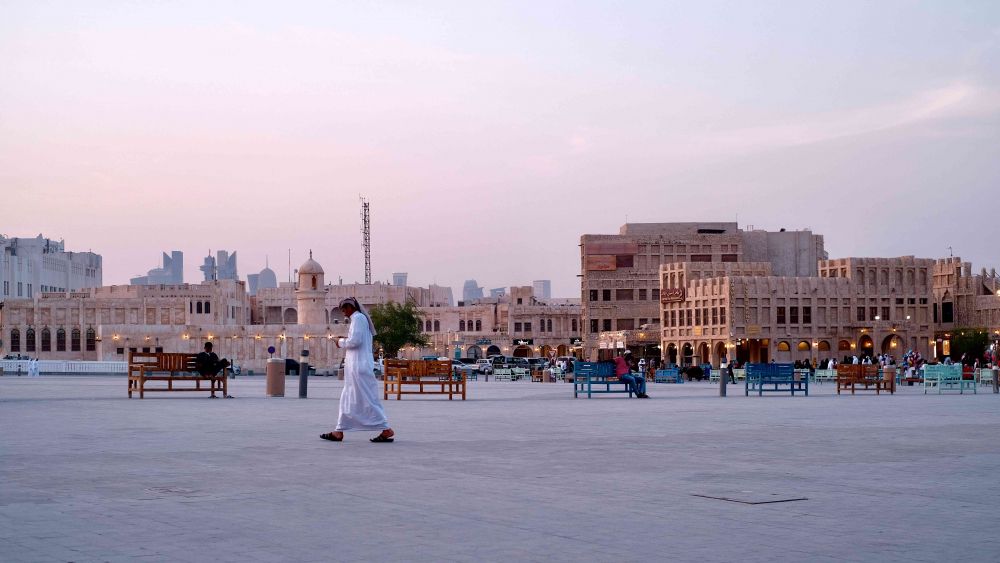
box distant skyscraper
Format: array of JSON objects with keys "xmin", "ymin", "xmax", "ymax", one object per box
[
  {"xmin": 489, "ymin": 287, "xmax": 506, "ymax": 298},
  {"xmin": 201, "ymin": 250, "xmax": 238, "ymax": 281},
  {"xmin": 532, "ymin": 280, "xmax": 552, "ymax": 299},
  {"xmin": 462, "ymin": 279, "xmax": 484, "ymax": 302},
  {"xmin": 392, "ymin": 272, "xmax": 408, "ymax": 287},
  {"xmin": 248, "ymin": 260, "xmax": 278, "ymax": 296},
  {"xmin": 131, "ymin": 251, "xmax": 183, "ymax": 285}
]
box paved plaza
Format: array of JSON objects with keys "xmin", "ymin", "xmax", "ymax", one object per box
[{"xmin": 1, "ymin": 376, "xmax": 998, "ymax": 563}]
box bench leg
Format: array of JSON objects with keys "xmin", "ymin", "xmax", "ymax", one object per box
[{"xmin": 139, "ymin": 377, "xmax": 145, "ymax": 399}]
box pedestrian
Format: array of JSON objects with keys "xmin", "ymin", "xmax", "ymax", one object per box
[
  {"xmin": 321, "ymin": 298, "xmax": 395, "ymax": 443},
  {"xmin": 614, "ymin": 351, "xmax": 648, "ymax": 398}
]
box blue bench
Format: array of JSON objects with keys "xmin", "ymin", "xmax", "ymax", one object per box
[
  {"xmin": 654, "ymin": 368, "xmax": 684, "ymax": 383},
  {"xmin": 573, "ymin": 361, "xmax": 636, "ymax": 398},
  {"xmin": 745, "ymin": 363, "xmax": 808, "ymax": 396},
  {"xmin": 923, "ymin": 364, "xmax": 976, "ymax": 394}
]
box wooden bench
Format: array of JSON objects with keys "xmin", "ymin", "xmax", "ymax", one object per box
[
  {"xmin": 573, "ymin": 361, "xmax": 636, "ymax": 398},
  {"xmin": 836, "ymin": 365, "xmax": 892, "ymax": 395},
  {"xmin": 745, "ymin": 363, "xmax": 807, "ymax": 396},
  {"xmin": 128, "ymin": 352, "xmax": 228, "ymax": 399},
  {"xmin": 383, "ymin": 359, "xmax": 465, "ymax": 400},
  {"xmin": 923, "ymin": 364, "xmax": 975, "ymax": 394}
]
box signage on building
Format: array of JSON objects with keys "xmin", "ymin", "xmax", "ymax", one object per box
[
  {"xmin": 475, "ymin": 338, "xmax": 492, "ymax": 345},
  {"xmin": 746, "ymin": 325, "xmax": 761, "ymax": 336},
  {"xmin": 585, "ymin": 255, "xmax": 617, "ymax": 271},
  {"xmin": 570, "ymin": 338, "xmax": 583, "ymax": 346},
  {"xmin": 660, "ymin": 288, "xmax": 686, "ymax": 303},
  {"xmin": 513, "ymin": 338, "xmax": 534, "ymax": 346}
]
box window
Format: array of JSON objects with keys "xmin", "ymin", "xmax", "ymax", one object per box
[
  {"xmin": 41, "ymin": 328, "xmax": 51, "ymax": 352},
  {"xmin": 524, "ymin": 322, "xmax": 532, "ymax": 332},
  {"xmin": 720, "ymin": 308, "xmax": 726, "ymax": 325},
  {"xmin": 602, "ymin": 289, "xmax": 611, "ymax": 301},
  {"xmin": 26, "ymin": 328, "xmax": 36, "ymax": 352},
  {"xmin": 895, "ymin": 298, "xmax": 904, "ymax": 305},
  {"xmin": 942, "ymin": 302, "xmax": 954, "ymax": 323},
  {"xmin": 86, "ymin": 328, "xmax": 96, "ymax": 352},
  {"xmin": 721, "ymin": 254, "xmax": 738, "ymax": 262},
  {"xmin": 18, "ymin": 281, "xmax": 22, "ymax": 296},
  {"xmin": 204, "ymin": 302, "xmax": 211, "ymax": 314},
  {"xmin": 538, "ymin": 319, "xmax": 545, "ymax": 332},
  {"xmin": 803, "ymin": 307, "xmax": 811, "ymax": 324},
  {"xmin": 602, "ymin": 319, "xmax": 612, "ymax": 331},
  {"xmin": 711, "ymin": 308, "xmax": 718, "ymax": 325},
  {"xmin": 776, "ymin": 341, "xmax": 791, "ymax": 352},
  {"xmin": 56, "ymin": 328, "xmax": 66, "ymax": 352},
  {"xmin": 9, "ymin": 329, "xmax": 19, "ymax": 352},
  {"xmin": 690, "ymin": 254, "xmax": 712, "ymax": 262},
  {"xmin": 881, "ymin": 307, "xmax": 890, "ymax": 321},
  {"xmin": 616, "ymin": 289, "xmax": 634, "ymax": 301},
  {"xmin": 695, "ymin": 309, "xmax": 702, "ymax": 325},
  {"xmin": 514, "ymin": 322, "xmax": 522, "ymax": 333},
  {"xmin": 618, "ymin": 319, "xmax": 635, "ymax": 330},
  {"xmin": 71, "ymin": 328, "xmax": 81, "ymax": 352},
  {"xmin": 547, "ymin": 319, "xmax": 552, "ymax": 332},
  {"xmin": 686, "ymin": 310, "xmax": 692, "ymax": 325},
  {"xmin": 190, "ymin": 301, "xmax": 194, "ymax": 314},
  {"xmin": 857, "ymin": 307, "xmax": 865, "ymax": 321},
  {"xmin": 652, "ymin": 289, "xmax": 660, "ymax": 301},
  {"xmin": 638, "ymin": 289, "xmax": 647, "ymax": 301},
  {"xmin": 590, "ymin": 319, "xmax": 599, "ymax": 333},
  {"xmin": 116, "ymin": 347, "xmax": 124, "ymax": 355},
  {"xmin": 571, "ymin": 319, "xmax": 578, "ymax": 332},
  {"xmin": 615, "ymin": 255, "xmax": 634, "ymax": 268},
  {"xmin": 797, "ymin": 341, "xmax": 810, "ymax": 352},
  {"xmin": 589, "ymin": 290, "xmax": 598, "ymax": 301},
  {"xmin": 870, "ymin": 307, "xmax": 878, "ymax": 321},
  {"xmin": 516, "ymin": 298, "xmax": 523, "ymax": 305},
  {"xmin": 197, "ymin": 302, "xmax": 203, "ymax": 314},
  {"xmin": 459, "ymin": 320, "xmax": 466, "ymax": 331},
  {"xmin": 790, "ymin": 306, "xmax": 799, "ymax": 324},
  {"xmin": 433, "ymin": 320, "xmax": 440, "ymax": 332},
  {"xmin": 475, "ymin": 320, "xmax": 482, "ymax": 331},
  {"xmin": 638, "ymin": 318, "xmax": 648, "ymax": 327},
  {"xmin": 919, "ymin": 298, "xmax": 928, "ymax": 305},
  {"xmin": 311, "ymin": 275, "xmax": 317, "ymax": 290},
  {"xmin": 777, "ymin": 307, "xmax": 786, "ymax": 324}
]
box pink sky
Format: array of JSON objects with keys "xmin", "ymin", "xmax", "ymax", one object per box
[{"xmin": 3, "ymin": 2, "xmax": 999, "ymax": 296}]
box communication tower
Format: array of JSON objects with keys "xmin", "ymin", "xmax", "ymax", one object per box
[{"xmin": 360, "ymin": 196, "xmax": 371, "ymax": 284}]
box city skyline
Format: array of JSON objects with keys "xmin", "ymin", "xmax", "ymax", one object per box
[{"xmin": 3, "ymin": 2, "xmax": 999, "ymax": 297}]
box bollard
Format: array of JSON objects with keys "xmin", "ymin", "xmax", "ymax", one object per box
[
  {"xmin": 719, "ymin": 364, "xmax": 727, "ymax": 397},
  {"xmin": 993, "ymin": 368, "xmax": 998, "ymax": 394},
  {"xmin": 299, "ymin": 350, "xmax": 309, "ymax": 398}
]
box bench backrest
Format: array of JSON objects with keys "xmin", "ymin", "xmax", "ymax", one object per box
[
  {"xmin": 384, "ymin": 359, "xmax": 453, "ymax": 378},
  {"xmin": 924, "ymin": 364, "xmax": 962, "ymax": 379},
  {"xmin": 129, "ymin": 351, "xmax": 199, "ymax": 373},
  {"xmin": 574, "ymin": 361, "xmax": 615, "ymax": 378},
  {"xmin": 746, "ymin": 363, "xmax": 794, "ymax": 378}
]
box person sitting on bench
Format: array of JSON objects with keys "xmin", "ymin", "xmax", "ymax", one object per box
[
  {"xmin": 614, "ymin": 351, "xmax": 648, "ymax": 398},
  {"xmin": 196, "ymin": 342, "xmax": 230, "ymax": 376}
]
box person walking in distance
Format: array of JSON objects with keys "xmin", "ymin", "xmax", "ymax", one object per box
[{"xmin": 321, "ymin": 298, "xmax": 395, "ymax": 443}]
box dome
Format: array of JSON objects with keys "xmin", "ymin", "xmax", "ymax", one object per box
[
  {"xmin": 258, "ymin": 267, "xmax": 278, "ymax": 289},
  {"xmin": 298, "ymin": 251, "xmax": 324, "ymax": 275}
]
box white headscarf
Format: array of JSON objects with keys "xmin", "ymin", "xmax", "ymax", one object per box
[{"xmin": 340, "ymin": 297, "xmax": 377, "ymax": 337}]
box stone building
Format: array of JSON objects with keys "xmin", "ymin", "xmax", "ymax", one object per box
[
  {"xmin": 1, "ymin": 234, "xmax": 102, "ymax": 301},
  {"xmin": 581, "ymin": 222, "xmax": 826, "ymax": 359}
]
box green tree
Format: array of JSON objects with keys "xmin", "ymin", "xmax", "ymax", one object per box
[
  {"xmin": 949, "ymin": 328, "xmax": 990, "ymax": 363},
  {"xmin": 368, "ymin": 300, "xmax": 429, "ymax": 358}
]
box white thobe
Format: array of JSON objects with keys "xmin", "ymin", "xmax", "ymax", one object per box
[{"xmin": 335, "ymin": 311, "xmax": 389, "ymax": 432}]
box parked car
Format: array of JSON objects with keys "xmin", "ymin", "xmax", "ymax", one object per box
[
  {"xmin": 527, "ymin": 358, "xmax": 548, "ymax": 370},
  {"xmin": 452, "ymin": 362, "xmax": 480, "ymax": 379},
  {"xmin": 510, "ymin": 357, "xmax": 531, "ymax": 370},
  {"xmin": 475, "ymin": 359, "xmax": 494, "ymax": 374}
]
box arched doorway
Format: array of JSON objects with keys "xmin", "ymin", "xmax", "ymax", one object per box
[
  {"xmin": 818, "ymin": 340, "xmax": 831, "ymax": 353},
  {"xmin": 513, "ymin": 345, "xmax": 531, "ymax": 358},
  {"xmin": 714, "ymin": 342, "xmax": 727, "ymax": 367},
  {"xmin": 666, "ymin": 343, "xmax": 678, "ymax": 365},
  {"xmin": 486, "ymin": 345, "xmax": 501, "ymax": 357},
  {"xmin": 556, "ymin": 344, "xmax": 568, "ymax": 356},
  {"xmin": 681, "ymin": 343, "xmax": 693, "ymax": 366},
  {"xmin": 882, "ymin": 334, "xmax": 903, "ymax": 355},
  {"xmin": 838, "ymin": 340, "xmax": 852, "ymax": 353},
  {"xmin": 540, "ymin": 345, "xmax": 554, "ymax": 359},
  {"xmin": 283, "ymin": 308, "xmax": 298, "ymax": 324},
  {"xmin": 858, "ymin": 335, "xmax": 874, "ymax": 358},
  {"xmin": 697, "ymin": 343, "xmax": 710, "ymax": 365},
  {"xmin": 466, "ymin": 346, "xmax": 483, "ymax": 359},
  {"xmin": 776, "ymin": 341, "xmax": 791, "ymax": 362}
]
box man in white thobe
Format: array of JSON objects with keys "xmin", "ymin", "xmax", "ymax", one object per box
[{"xmin": 321, "ymin": 298, "xmax": 395, "ymax": 443}]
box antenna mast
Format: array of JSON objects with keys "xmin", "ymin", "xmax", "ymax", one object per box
[{"xmin": 360, "ymin": 196, "xmax": 371, "ymax": 284}]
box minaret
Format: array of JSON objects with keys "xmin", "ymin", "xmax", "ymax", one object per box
[{"xmin": 295, "ymin": 250, "xmax": 326, "ymax": 325}]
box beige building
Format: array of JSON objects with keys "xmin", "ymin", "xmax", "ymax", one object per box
[{"xmin": 581, "ymin": 222, "xmax": 826, "ymax": 360}]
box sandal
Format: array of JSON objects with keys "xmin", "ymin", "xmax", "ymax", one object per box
[
  {"xmin": 320, "ymin": 432, "xmax": 343, "ymax": 442},
  {"xmin": 370, "ymin": 433, "xmax": 394, "ymax": 443}
]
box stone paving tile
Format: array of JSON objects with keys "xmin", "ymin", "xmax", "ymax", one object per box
[{"xmin": 1, "ymin": 376, "xmax": 998, "ymax": 562}]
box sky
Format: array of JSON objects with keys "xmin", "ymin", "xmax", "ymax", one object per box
[{"xmin": 2, "ymin": 1, "xmax": 999, "ymax": 297}]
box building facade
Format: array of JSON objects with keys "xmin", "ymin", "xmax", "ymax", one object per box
[{"xmin": 1, "ymin": 234, "xmax": 102, "ymax": 302}]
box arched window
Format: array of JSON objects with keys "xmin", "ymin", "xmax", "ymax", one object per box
[
  {"xmin": 424, "ymin": 320, "xmax": 431, "ymax": 332},
  {"xmin": 818, "ymin": 340, "xmax": 831, "ymax": 352},
  {"xmin": 571, "ymin": 319, "xmax": 577, "ymax": 332},
  {"xmin": 311, "ymin": 275, "xmax": 317, "ymax": 290},
  {"xmin": 86, "ymin": 328, "xmax": 96, "ymax": 352},
  {"xmin": 26, "ymin": 328, "xmax": 36, "ymax": 352},
  {"xmin": 856, "ymin": 269, "xmax": 865, "ymax": 284},
  {"xmin": 204, "ymin": 302, "xmax": 211, "ymax": 314},
  {"xmin": 190, "ymin": 301, "xmax": 193, "ymax": 314},
  {"xmin": 433, "ymin": 320, "xmax": 440, "ymax": 332},
  {"xmin": 894, "ymin": 270, "xmax": 903, "ymax": 286},
  {"xmin": 41, "ymin": 328, "xmax": 51, "ymax": 352},
  {"xmin": 776, "ymin": 341, "xmax": 791, "ymax": 352},
  {"xmin": 880, "ymin": 270, "xmax": 889, "ymax": 286},
  {"xmin": 56, "ymin": 328, "xmax": 66, "ymax": 352},
  {"xmin": 9, "ymin": 329, "xmax": 19, "ymax": 352},
  {"xmin": 459, "ymin": 320, "xmax": 466, "ymax": 331},
  {"xmin": 907, "ymin": 270, "xmax": 914, "ymax": 285},
  {"xmin": 838, "ymin": 339, "xmax": 852, "ymax": 351},
  {"xmin": 797, "ymin": 341, "xmax": 810, "ymax": 352},
  {"xmin": 196, "ymin": 302, "xmax": 203, "ymax": 314},
  {"xmin": 547, "ymin": 319, "xmax": 553, "ymax": 332},
  {"xmin": 71, "ymin": 328, "xmax": 81, "ymax": 352},
  {"xmin": 475, "ymin": 320, "xmax": 482, "ymax": 331},
  {"xmin": 920, "ymin": 270, "xmax": 927, "ymax": 285}
]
